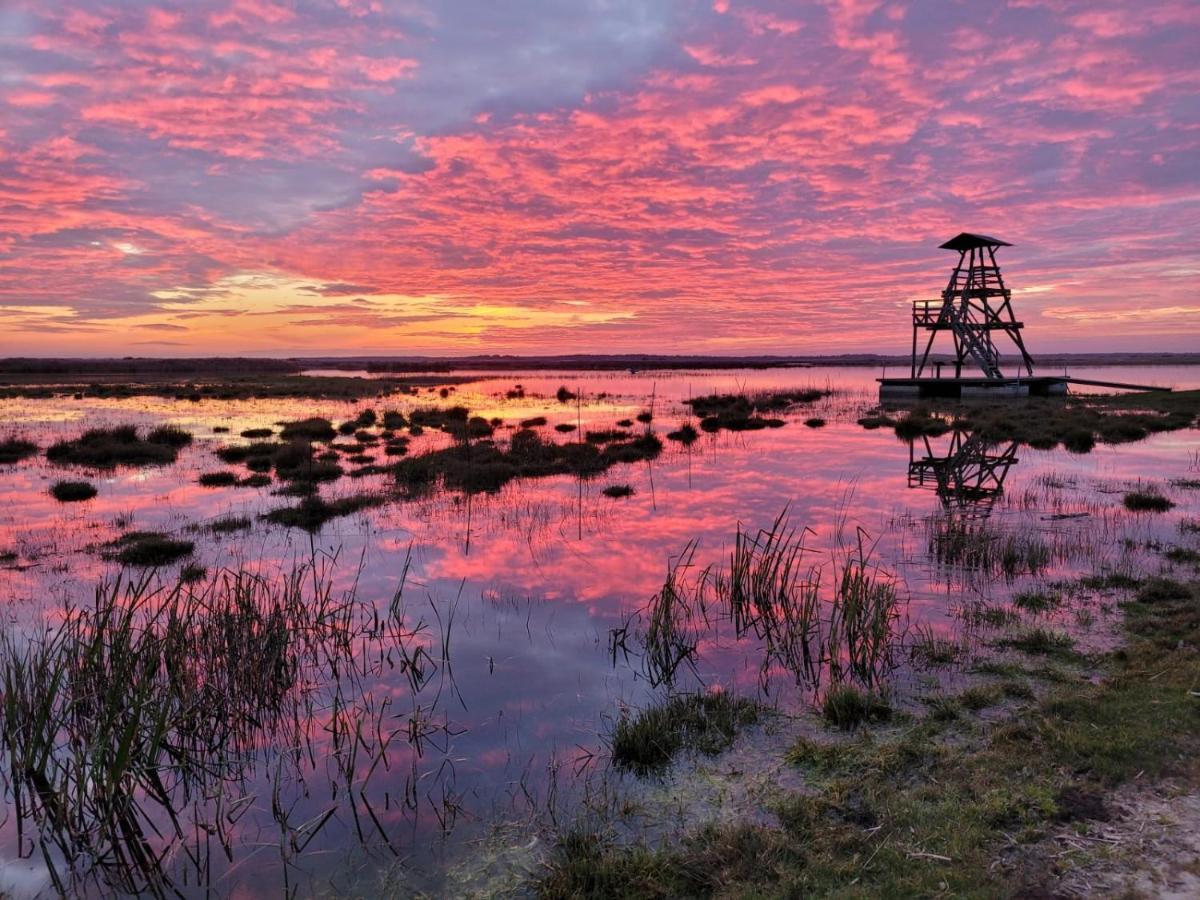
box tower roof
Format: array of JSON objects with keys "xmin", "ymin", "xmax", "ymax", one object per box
[{"xmin": 939, "ymin": 233, "xmax": 1011, "ymax": 251}]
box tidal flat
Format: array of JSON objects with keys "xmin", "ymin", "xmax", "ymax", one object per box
[{"xmin": 0, "ymin": 364, "xmax": 1198, "ymax": 897}]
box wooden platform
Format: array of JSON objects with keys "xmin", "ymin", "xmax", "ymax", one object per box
[{"xmin": 878, "ymin": 376, "xmax": 1069, "ymax": 399}]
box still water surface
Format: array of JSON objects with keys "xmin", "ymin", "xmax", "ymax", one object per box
[{"xmin": 0, "ymin": 365, "xmax": 1196, "ymax": 896}]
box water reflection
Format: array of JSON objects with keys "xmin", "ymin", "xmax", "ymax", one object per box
[
  {"xmin": 908, "ymin": 429, "xmax": 1020, "ymax": 513},
  {"xmin": 0, "ymin": 367, "xmax": 1194, "ymax": 896}
]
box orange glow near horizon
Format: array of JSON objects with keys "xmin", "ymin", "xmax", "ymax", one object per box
[{"xmin": 1, "ymin": 1, "xmax": 1198, "ymax": 356}]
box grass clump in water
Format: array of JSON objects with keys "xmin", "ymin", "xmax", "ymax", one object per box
[
  {"xmin": 0, "ymin": 436, "xmax": 38, "ymax": 464},
  {"xmin": 206, "ymin": 515, "xmax": 252, "ymax": 534},
  {"xmin": 1123, "ymin": 489, "xmax": 1174, "ymax": 512},
  {"xmin": 804, "ymin": 417, "xmax": 826, "ymax": 428},
  {"xmin": 263, "ymin": 493, "xmax": 386, "ymax": 531},
  {"xmin": 1012, "ymin": 589, "xmax": 1062, "ymax": 614},
  {"xmin": 197, "ymin": 471, "xmax": 239, "ymax": 487},
  {"xmin": 685, "ymin": 389, "xmax": 826, "ymax": 433},
  {"xmin": 820, "ymin": 685, "xmax": 891, "ymax": 730},
  {"xmin": 666, "ymin": 422, "xmax": 699, "ymax": 444},
  {"xmin": 50, "ymin": 480, "xmax": 98, "ymax": 502},
  {"xmin": 239, "ymin": 428, "xmax": 273, "ymax": 439},
  {"xmin": 278, "ymin": 417, "xmax": 336, "ymax": 442},
  {"xmin": 611, "ymin": 692, "xmax": 762, "ymax": 775},
  {"xmin": 908, "ymin": 624, "xmax": 966, "ymax": 668},
  {"xmin": 47, "ymin": 425, "xmax": 191, "ymax": 468},
  {"xmin": 602, "ymin": 484, "xmax": 634, "ymax": 498},
  {"xmin": 108, "ymin": 532, "xmax": 194, "ymax": 566},
  {"xmin": 999, "ymin": 627, "xmax": 1076, "ymax": 656}
]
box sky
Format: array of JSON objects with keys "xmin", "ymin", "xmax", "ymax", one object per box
[{"xmin": 1, "ymin": 0, "xmax": 1198, "ymax": 358}]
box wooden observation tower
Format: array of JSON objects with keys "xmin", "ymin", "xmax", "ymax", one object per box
[
  {"xmin": 878, "ymin": 232, "xmax": 1170, "ymax": 399},
  {"xmin": 911, "ymin": 233, "xmax": 1033, "ymax": 380},
  {"xmin": 880, "ymin": 232, "xmax": 1069, "ymax": 398}
]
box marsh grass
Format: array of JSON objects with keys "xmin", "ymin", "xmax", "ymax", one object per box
[
  {"xmin": 636, "ymin": 510, "xmax": 902, "ymax": 694},
  {"xmin": 601, "ymin": 484, "xmax": 634, "ymax": 498},
  {"xmin": 666, "ymin": 422, "xmax": 699, "ymax": 444},
  {"xmin": 197, "ymin": 470, "xmax": 239, "ymax": 487},
  {"xmin": 611, "ymin": 692, "xmax": 762, "ymax": 775},
  {"xmin": 0, "ymin": 436, "xmax": 38, "ymax": 464},
  {"xmin": 907, "ymin": 624, "xmax": 967, "ymax": 668},
  {"xmin": 685, "ymin": 389, "xmax": 827, "ymax": 433},
  {"xmin": 50, "ymin": 479, "xmax": 98, "ymax": 502},
  {"xmin": 263, "ymin": 492, "xmax": 387, "ymax": 531},
  {"xmin": 998, "ymin": 627, "xmax": 1076, "ymax": 656},
  {"xmin": 1123, "ymin": 489, "xmax": 1174, "ymax": 512},
  {"xmin": 395, "ymin": 428, "xmax": 662, "ymax": 496},
  {"xmin": 278, "ymin": 417, "xmax": 337, "ymax": 441},
  {"xmin": 540, "ymin": 567, "xmax": 1200, "ymax": 898},
  {"xmin": 47, "ymin": 425, "xmax": 191, "ymax": 468},
  {"xmin": 927, "ymin": 514, "xmax": 1052, "ymax": 579},
  {"xmin": 107, "ymin": 532, "xmax": 194, "ymax": 566},
  {"xmin": 1011, "ymin": 589, "xmax": 1062, "ymax": 614},
  {"xmin": 0, "ymin": 553, "xmax": 457, "ymax": 894},
  {"xmin": 820, "ymin": 685, "xmax": 891, "ymax": 730},
  {"xmin": 641, "ymin": 543, "xmax": 707, "ymax": 687}
]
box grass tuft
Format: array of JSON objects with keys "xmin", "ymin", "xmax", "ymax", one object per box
[
  {"xmin": 611, "ymin": 692, "xmax": 762, "ymax": 775},
  {"xmin": 820, "ymin": 685, "xmax": 891, "ymax": 730},
  {"xmin": 50, "ymin": 479, "xmax": 98, "ymax": 502}
]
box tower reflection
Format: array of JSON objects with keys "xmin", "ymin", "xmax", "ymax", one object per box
[{"xmin": 907, "ymin": 429, "xmax": 1020, "ymax": 513}]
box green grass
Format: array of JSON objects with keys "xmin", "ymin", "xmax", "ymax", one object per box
[
  {"xmin": 611, "ymin": 692, "xmax": 763, "ymax": 775},
  {"xmin": 537, "ymin": 572, "xmax": 1200, "ymax": 898},
  {"xmin": 50, "ymin": 479, "xmax": 98, "ymax": 502},
  {"xmin": 1011, "ymin": 589, "xmax": 1062, "ymax": 614},
  {"xmin": 820, "ymin": 685, "xmax": 892, "ymax": 730}
]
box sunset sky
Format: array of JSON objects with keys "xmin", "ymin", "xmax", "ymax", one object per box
[{"xmin": 1, "ymin": 0, "xmax": 1197, "ymax": 357}]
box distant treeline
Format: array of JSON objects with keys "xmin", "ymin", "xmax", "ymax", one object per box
[
  {"xmin": 2, "ymin": 353, "xmax": 1198, "ymax": 377},
  {"xmin": 0, "ymin": 358, "xmax": 301, "ymax": 376},
  {"xmin": 328, "ymin": 352, "xmax": 1200, "ymax": 373}
]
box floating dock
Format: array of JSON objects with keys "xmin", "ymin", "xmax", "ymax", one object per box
[
  {"xmin": 879, "ymin": 375, "xmax": 1068, "ymax": 399},
  {"xmin": 879, "ymin": 374, "xmax": 1170, "ymax": 400}
]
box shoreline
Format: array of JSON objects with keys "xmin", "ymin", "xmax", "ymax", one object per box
[{"xmin": 2, "ymin": 352, "xmax": 1200, "ymax": 377}]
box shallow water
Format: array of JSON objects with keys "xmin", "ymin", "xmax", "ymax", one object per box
[{"xmin": 0, "ymin": 365, "xmax": 1197, "ymax": 897}]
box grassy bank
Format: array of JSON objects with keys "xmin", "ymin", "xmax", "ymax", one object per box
[{"xmin": 537, "ymin": 569, "xmax": 1200, "ymax": 897}]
